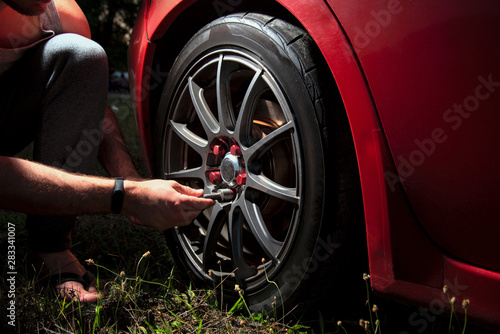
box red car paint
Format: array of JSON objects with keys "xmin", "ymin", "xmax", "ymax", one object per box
[{"xmin": 129, "ymin": 0, "xmax": 500, "ymax": 329}]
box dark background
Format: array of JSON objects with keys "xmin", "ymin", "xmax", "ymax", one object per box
[{"xmin": 78, "ymin": 0, "xmax": 140, "ymax": 71}]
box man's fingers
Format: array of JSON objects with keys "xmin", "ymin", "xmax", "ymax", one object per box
[
  {"xmin": 81, "ymin": 292, "xmax": 100, "ymax": 303},
  {"xmin": 180, "ymin": 193, "xmax": 216, "ymax": 210},
  {"xmin": 128, "ymin": 180, "xmax": 216, "ymax": 230},
  {"xmin": 170, "ymin": 182, "xmax": 204, "ymax": 197},
  {"xmin": 169, "ymin": 182, "xmax": 215, "ymax": 209}
]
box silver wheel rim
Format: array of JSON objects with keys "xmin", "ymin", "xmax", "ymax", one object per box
[{"xmin": 162, "ymin": 49, "xmax": 303, "ymax": 291}]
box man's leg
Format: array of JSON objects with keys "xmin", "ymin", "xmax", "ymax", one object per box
[
  {"xmin": 28, "ymin": 33, "xmax": 108, "ymax": 253},
  {"xmin": 0, "ymin": 33, "xmax": 108, "ymax": 301}
]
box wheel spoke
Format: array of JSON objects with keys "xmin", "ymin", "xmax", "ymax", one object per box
[
  {"xmin": 170, "ymin": 121, "xmax": 208, "ymax": 156},
  {"xmin": 189, "ymin": 77, "xmax": 220, "ymax": 135},
  {"xmin": 216, "ymin": 55, "xmax": 238, "ymax": 131},
  {"xmin": 228, "ymin": 209, "xmax": 257, "ymax": 282},
  {"xmin": 202, "ymin": 204, "xmax": 227, "ymax": 271},
  {"xmin": 164, "ymin": 166, "xmax": 204, "ymax": 181},
  {"xmin": 247, "ymin": 173, "xmax": 299, "ymax": 205},
  {"xmin": 234, "ymin": 69, "xmax": 267, "ymax": 142},
  {"xmin": 244, "ymin": 121, "xmax": 294, "ymax": 160},
  {"xmin": 240, "ymin": 198, "xmax": 283, "ymax": 263}
]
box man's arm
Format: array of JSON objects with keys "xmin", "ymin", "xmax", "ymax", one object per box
[
  {"xmin": 98, "ymin": 106, "xmax": 142, "ymax": 180},
  {"xmin": 0, "ymin": 156, "xmax": 111, "ymax": 215},
  {"xmin": 0, "ymin": 156, "xmax": 214, "ymax": 230}
]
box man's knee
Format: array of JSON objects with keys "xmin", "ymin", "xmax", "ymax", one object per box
[{"xmin": 42, "ymin": 33, "xmax": 108, "ymax": 81}]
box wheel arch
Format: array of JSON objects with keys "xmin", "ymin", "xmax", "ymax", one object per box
[{"xmin": 141, "ymin": 0, "xmax": 305, "ymax": 166}]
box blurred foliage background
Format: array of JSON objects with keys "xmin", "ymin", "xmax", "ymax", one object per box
[{"xmin": 78, "ymin": 0, "xmax": 141, "ymax": 71}]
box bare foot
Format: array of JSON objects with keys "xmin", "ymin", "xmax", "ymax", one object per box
[{"xmin": 32, "ymin": 250, "xmax": 101, "ymax": 302}]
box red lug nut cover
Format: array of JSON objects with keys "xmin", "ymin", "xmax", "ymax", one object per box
[
  {"xmin": 236, "ymin": 173, "xmax": 247, "ymax": 185},
  {"xmin": 230, "ymin": 145, "xmax": 241, "ymax": 156},
  {"xmin": 209, "ymin": 171, "xmax": 222, "ymax": 183},
  {"xmin": 213, "ymin": 145, "xmax": 226, "ymax": 156}
]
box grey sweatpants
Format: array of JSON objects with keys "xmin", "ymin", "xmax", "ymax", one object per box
[{"xmin": 0, "ymin": 33, "xmax": 108, "ymax": 252}]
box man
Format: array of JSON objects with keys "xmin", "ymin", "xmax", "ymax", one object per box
[{"xmin": 0, "ymin": 0, "xmax": 214, "ymax": 302}]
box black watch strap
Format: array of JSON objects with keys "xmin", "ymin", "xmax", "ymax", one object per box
[{"xmin": 111, "ymin": 177, "xmax": 125, "ymax": 214}]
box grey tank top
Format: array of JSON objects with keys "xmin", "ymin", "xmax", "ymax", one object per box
[{"xmin": 0, "ymin": 1, "xmax": 63, "ymax": 77}]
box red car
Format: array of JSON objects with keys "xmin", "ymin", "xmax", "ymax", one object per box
[{"xmin": 128, "ymin": 0, "xmax": 500, "ymax": 330}]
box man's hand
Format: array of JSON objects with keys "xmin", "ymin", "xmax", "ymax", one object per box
[{"xmin": 123, "ymin": 180, "xmax": 215, "ymax": 230}]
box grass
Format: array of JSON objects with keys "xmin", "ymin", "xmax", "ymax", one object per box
[
  {"xmin": 0, "ymin": 209, "xmax": 305, "ymax": 333},
  {"xmin": 0, "ymin": 93, "xmax": 309, "ymax": 333}
]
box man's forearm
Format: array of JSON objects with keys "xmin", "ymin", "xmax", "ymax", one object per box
[
  {"xmin": 98, "ymin": 105, "xmax": 142, "ymax": 179},
  {"xmin": 0, "ymin": 156, "xmax": 113, "ymax": 215}
]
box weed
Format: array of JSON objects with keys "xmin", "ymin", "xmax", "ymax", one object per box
[
  {"xmin": 262, "ymin": 257, "xmax": 285, "ymax": 324},
  {"xmin": 442, "ymin": 284, "xmax": 471, "ymax": 334},
  {"xmin": 461, "ymin": 299, "xmax": 470, "ymax": 334},
  {"xmin": 336, "ymin": 320, "xmax": 348, "ymax": 334}
]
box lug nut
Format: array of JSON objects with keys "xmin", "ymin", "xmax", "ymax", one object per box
[
  {"xmin": 213, "ymin": 145, "xmax": 226, "ymax": 156},
  {"xmin": 230, "ymin": 145, "xmax": 241, "ymax": 156},
  {"xmin": 209, "ymin": 171, "xmax": 222, "ymax": 183},
  {"xmin": 236, "ymin": 172, "xmax": 246, "ymax": 185}
]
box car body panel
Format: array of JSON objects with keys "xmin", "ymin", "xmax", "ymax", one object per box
[
  {"xmin": 328, "ymin": 0, "xmax": 500, "ymax": 275},
  {"xmin": 129, "ymin": 1, "xmax": 154, "ymax": 171},
  {"xmin": 128, "ymin": 0, "xmax": 500, "ymax": 328}
]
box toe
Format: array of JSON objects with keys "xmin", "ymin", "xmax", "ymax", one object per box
[
  {"xmin": 56, "ymin": 281, "xmax": 102, "ymax": 303},
  {"xmin": 80, "ymin": 291, "xmax": 100, "ymax": 303}
]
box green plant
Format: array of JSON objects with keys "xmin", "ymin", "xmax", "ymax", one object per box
[
  {"xmin": 262, "ymin": 257, "xmax": 285, "ymax": 324},
  {"xmin": 443, "ymin": 285, "xmax": 470, "ymax": 334},
  {"xmin": 360, "ymin": 273, "xmax": 381, "ymax": 334}
]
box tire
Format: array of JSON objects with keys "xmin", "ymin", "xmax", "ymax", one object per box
[{"xmin": 155, "ymin": 13, "xmax": 363, "ymax": 316}]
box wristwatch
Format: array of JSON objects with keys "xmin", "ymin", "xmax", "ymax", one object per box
[{"xmin": 111, "ymin": 177, "xmax": 125, "ymax": 214}]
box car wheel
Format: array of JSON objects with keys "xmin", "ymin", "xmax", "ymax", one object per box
[{"xmin": 155, "ymin": 13, "xmax": 362, "ymax": 314}]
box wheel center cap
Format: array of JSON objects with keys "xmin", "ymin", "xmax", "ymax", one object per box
[{"xmin": 220, "ymin": 154, "xmax": 241, "ymax": 186}]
